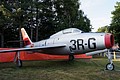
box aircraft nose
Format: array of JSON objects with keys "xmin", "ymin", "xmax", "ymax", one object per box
[{"xmin": 105, "ymin": 33, "xmax": 114, "ymax": 48}]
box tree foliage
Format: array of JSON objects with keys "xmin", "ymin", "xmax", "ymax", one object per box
[
  {"xmin": 0, "ymin": 0, "xmax": 91, "ymax": 47},
  {"xmin": 109, "ymin": 2, "xmax": 120, "ymax": 44},
  {"xmin": 97, "ymin": 26, "xmax": 109, "ymax": 33}
]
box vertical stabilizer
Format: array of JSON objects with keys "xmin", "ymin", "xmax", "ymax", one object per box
[{"xmin": 21, "ymin": 28, "xmax": 33, "ymax": 46}]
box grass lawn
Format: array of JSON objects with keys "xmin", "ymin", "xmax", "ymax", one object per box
[{"xmin": 0, "ymin": 58, "xmax": 120, "ymax": 80}]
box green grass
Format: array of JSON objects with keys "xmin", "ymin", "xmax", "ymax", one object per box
[{"xmin": 0, "ymin": 58, "xmax": 120, "ymax": 80}]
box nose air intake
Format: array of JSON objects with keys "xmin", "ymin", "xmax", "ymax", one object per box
[{"xmin": 105, "ymin": 33, "xmax": 114, "ymax": 49}]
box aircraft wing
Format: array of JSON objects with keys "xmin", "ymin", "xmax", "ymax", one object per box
[{"xmin": 0, "ymin": 44, "xmax": 66, "ymax": 53}]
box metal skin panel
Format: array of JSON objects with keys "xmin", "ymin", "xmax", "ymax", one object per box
[{"xmin": 28, "ymin": 32, "xmax": 107, "ymax": 55}]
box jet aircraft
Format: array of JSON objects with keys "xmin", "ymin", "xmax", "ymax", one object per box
[{"xmin": 0, "ymin": 28, "xmax": 114, "ymax": 70}]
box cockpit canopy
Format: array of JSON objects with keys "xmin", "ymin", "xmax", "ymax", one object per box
[{"xmin": 50, "ymin": 28, "xmax": 83, "ymax": 38}]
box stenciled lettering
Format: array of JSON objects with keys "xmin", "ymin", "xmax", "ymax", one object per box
[
  {"xmin": 69, "ymin": 38, "xmax": 96, "ymax": 51},
  {"xmin": 77, "ymin": 39, "xmax": 84, "ymax": 50},
  {"xmin": 88, "ymin": 38, "xmax": 96, "ymax": 49},
  {"xmin": 69, "ymin": 40, "xmax": 76, "ymax": 51}
]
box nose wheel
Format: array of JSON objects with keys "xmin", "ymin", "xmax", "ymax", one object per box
[
  {"xmin": 106, "ymin": 63, "xmax": 114, "ymax": 71},
  {"xmin": 106, "ymin": 49, "xmax": 114, "ymax": 70}
]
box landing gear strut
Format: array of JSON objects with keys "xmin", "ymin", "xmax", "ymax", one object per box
[
  {"xmin": 16, "ymin": 59, "xmax": 22, "ymax": 67},
  {"xmin": 14, "ymin": 51, "xmax": 22, "ymax": 67},
  {"xmin": 69, "ymin": 55, "xmax": 74, "ymax": 61},
  {"xmin": 106, "ymin": 49, "xmax": 114, "ymax": 70}
]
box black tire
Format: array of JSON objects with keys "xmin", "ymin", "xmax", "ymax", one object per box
[
  {"xmin": 69, "ymin": 55, "xmax": 74, "ymax": 61},
  {"xmin": 106, "ymin": 63, "xmax": 114, "ymax": 71},
  {"xmin": 16, "ymin": 59, "xmax": 22, "ymax": 67}
]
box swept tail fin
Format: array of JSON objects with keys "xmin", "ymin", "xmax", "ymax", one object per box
[{"xmin": 21, "ymin": 28, "xmax": 33, "ymax": 46}]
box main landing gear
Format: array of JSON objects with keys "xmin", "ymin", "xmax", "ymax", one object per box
[
  {"xmin": 106, "ymin": 50, "xmax": 114, "ymax": 71},
  {"xmin": 69, "ymin": 55, "xmax": 75, "ymax": 61},
  {"xmin": 14, "ymin": 51, "xmax": 22, "ymax": 67}
]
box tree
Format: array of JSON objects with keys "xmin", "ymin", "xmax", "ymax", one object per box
[
  {"xmin": 97, "ymin": 26, "xmax": 109, "ymax": 32},
  {"xmin": 3, "ymin": 0, "xmax": 37, "ymax": 47},
  {"xmin": 0, "ymin": 4, "xmax": 12, "ymax": 47},
  {"xmin": 109, "ymin": 2, "xmax": 120, "ymax": 44},
  {"xmin": 75, "ymin": 10, "xmax": 91, "ymax": 32},
  {"xmin": 53, "ymin": 0, "xmax": 91, "ymax": 32},
  {"xmin": 0, "ymin": 0, "xmax": 92, "ymax": 47}
]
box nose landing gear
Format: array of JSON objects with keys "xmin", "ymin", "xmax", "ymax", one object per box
[
  {"xmin": 106, "ymin": 49, "xmax": 114, "ymax": 71},
  {"xmin": 106, "ymin": 63, "xmax": 114, "ymax": 71}
]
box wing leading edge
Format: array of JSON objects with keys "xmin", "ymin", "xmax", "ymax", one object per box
[{"xmin": 0, "ymin": 44, "xmax": 66, "ymax": 53}]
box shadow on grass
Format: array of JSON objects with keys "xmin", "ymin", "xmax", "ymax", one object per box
[
  {"xmin": 0, "ymin": 59, "xmax": 91, "ymax": 69},
  {"xmin": 1, "ymin": 59, "xmax": 120, "ymax": 80}
]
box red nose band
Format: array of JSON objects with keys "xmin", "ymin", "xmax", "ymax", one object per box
[{"xmin": 105, "ymin": 33, "xmax": 114, "ymax": 49}]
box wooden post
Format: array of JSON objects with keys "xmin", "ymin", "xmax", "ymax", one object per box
[{"xmin": 113, "ymin": 51, "xmax": 116, "ymax": 60}]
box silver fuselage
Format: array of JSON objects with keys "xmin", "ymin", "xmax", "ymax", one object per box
[{"xmin": 26, "ymin": 32, "xmax": 106, "ymax": 55}]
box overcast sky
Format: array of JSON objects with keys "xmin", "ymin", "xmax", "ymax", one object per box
[{"xmin": 80, "ymin": 0, "xmax": 119, "ymax": 32}]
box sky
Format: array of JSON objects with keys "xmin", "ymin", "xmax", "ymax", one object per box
[{"xmin": 80, "ymin": 0, "xmax": 119, "ymax": 32}]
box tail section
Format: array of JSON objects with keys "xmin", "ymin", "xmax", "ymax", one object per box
[{"xmin": 21, "ymin": 28, "xmax": 33, "ymax": 46}]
